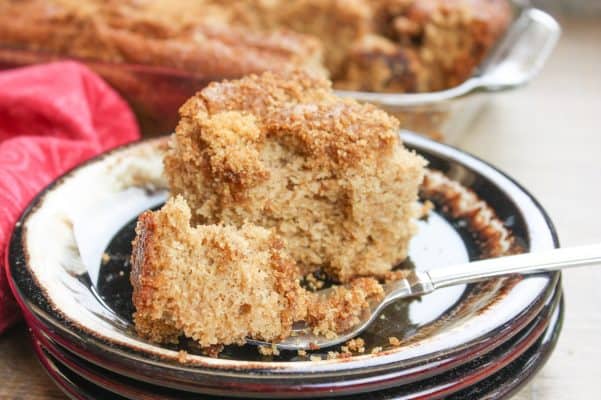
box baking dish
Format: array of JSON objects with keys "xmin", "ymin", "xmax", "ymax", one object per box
[
  {"xmin": 0, "ymin": 4, "xmax": 559, "ymax": 142},
  {"xmin": 336, "ymin": 6, "xmax": 560, "ymax": 143}
]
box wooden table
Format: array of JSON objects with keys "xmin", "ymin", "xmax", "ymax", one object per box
[
  {"xmin": 462, "ymin": 17, "xmax": 601, "ymax": 400},
  {"xmin": 1, "ymin": 17, "xmax": 600, "ymax": 400}
]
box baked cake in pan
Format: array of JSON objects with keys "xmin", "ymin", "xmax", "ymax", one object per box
[{"xmin": 0, "ymin": 0, "xmax": 512, "ymax": 93}]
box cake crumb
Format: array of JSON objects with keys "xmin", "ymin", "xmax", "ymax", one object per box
[
  {"xmin": 258, "ymin": 346, "xmax": 271, "ymax": 356},
  {"xmin": 201, "ymin": 344, "xmax": 224, "ymax": 358},
  {"xmin": 420, "ymin": 200, "xmax": 434, "ymax": 219},
  {"xmin": 371, "ymin": 346, "xmax": 382, "ymax": 354},
  {"xmin": 101, "ymin": 253, "xmax": 110, "ymax": 265},
  {"xmin": 259, "ymin": 344, "xmax": 280, "ymax": 357},
  {"xmin": 310, "ymin": 355, "xmax": 322, "ymax": 362},
  {"xmin": 388, "ymin": 336, "xmax": 402, "ymax": 347},
  {"xmin": 177, "ymin": 350, "xmax": 188, "ymax": 363},
  {"xmin": 383, "ymin": 269, "xmax": 411, "ymax": 283},
  {"xmin": 307, "ymin": 278, "xmax": 384, "ymax": 337},
  {"xmin": 345, "ymin": 338, "xmax": 366, "ymax": 353},
  {"xmin": 297, "ymin": 349, "xmax": 307, "ymax": 357},
  {"xmin": 327, "ymin": 351, "xmax": 339, "ymax": 360},
  {"xmin": 305, "ymin": 273, "xmax": 326, "ymax": 291}
]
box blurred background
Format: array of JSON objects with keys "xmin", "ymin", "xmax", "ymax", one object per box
[
  {"xmin": 533, "ymin": 0, "xmax": 601, "ymax": 14},
  {"xmin": 460, "ymin": 5, "xmax": 601, "ymax": 399}
]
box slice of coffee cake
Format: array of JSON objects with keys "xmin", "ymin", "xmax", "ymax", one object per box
[
  {"xmin": 130, "ymin": 196, "xmax": 306, "ymax": 347},
  {"xmin": 164, "ymin": 70, "xmax": 426, "ymax": 282}
]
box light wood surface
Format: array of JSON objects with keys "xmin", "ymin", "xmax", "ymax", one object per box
[
  {"xmin": 463, "ymin": 17, "xmax": 601, "ymax": 400},
  {"xmin": 1, "ymin": 16, "xmax": 600, "ymax": 400}
]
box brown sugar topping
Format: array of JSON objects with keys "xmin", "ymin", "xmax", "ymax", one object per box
[{"xmin": 178, "ymin": 70, "xmax": 400, "ymax": 180}]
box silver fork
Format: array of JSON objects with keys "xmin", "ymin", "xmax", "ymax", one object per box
[{"xmin": 248, "ymin": 243, "xmax": 601, "ymax": 351}]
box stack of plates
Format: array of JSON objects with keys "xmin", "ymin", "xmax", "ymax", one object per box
[{"xmin": 6, "ymin": 133, "xmax": 563, "ymax": 399}]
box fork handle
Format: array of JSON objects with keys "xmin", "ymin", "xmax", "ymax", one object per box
[{"xmin": 425, "ymin": 243, "xmax": 601, "ymax": 289}]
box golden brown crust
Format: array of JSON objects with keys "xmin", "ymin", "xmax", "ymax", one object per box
[
  {"xmin": 130, "ymin": 211, "xmax": 182, "ymax": 343},
  {"xmin": 334, "ymin": 34, "xmax": 423, "ymax": 92},
  {"xmin": 236, "ymin": 0, "xmax": 374, "ymax": 78}
]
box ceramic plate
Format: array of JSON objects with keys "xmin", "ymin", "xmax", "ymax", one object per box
[
  {"xmin": 29, "ymin": 293, "xmax": 563, "ymax": 400},
  {"xmin": 7, "ymin": 132, "xmax": 560, "ymax": 397},
  {"xmin": 27, "ymin": 284, "xmax": 563, "ymax": 400}
]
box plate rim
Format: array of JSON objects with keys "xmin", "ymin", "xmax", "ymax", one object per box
[{"xmin": 28, "ymin": 291, "xmax": 565, "ymax": 400}]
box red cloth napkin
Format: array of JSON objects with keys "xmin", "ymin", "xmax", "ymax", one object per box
[{"xmin": 0, "ymin": 61, "xmax": 140, "ymax": 333}]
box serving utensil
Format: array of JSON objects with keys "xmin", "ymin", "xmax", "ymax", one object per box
[{"xmin": 250, "ymin": 243, "xmax": 600, "ymax": 351}]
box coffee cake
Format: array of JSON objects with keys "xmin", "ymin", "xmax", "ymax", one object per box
[
  {"xmin": 164, "ymin": 70, "xmax": 426, "ymax": 282},
  {"xmin": 130, "ymin": 196, "xmax": 306, "ymax": 347}
]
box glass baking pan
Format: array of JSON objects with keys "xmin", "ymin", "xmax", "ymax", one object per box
[
  {"xmin": 0, "ymin": 4, "xmax": 559, "ymax": 142},
  {"xmin": 336, "ymin": 6, "xmax": 561, "ymax": 143}
]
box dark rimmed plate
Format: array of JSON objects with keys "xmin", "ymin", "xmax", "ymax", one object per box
[
  {"xmin": 29, "ymin": 294, "xmax": 564, "ymax": 400},
  {"xmin": 6, "ymin": 132, "xmax": 561, "ymax": 397},
  {"xmin": 28, "ymin": 283, "xmax": 563, "ymax": 400}
]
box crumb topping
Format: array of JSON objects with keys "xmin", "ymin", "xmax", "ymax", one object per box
[
  {"xmin": 197, "ymin": 111, "xmax": 269, "ymax": 189},
  {"xmin": 177, "ymin": 70, "xmax": 400, "ymax": 180}
]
